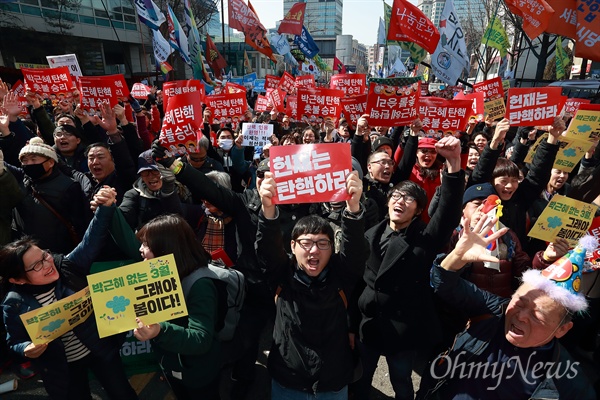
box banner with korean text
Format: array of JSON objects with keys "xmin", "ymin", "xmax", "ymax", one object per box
[
  {"xmin": 524, "ymin": 133, "xmax": 591, "ymax": 173},
  {"xmin": 255, "ymin": 95, "xmax": 270, "ymax": 112},
  {"xmin": 163, "ymin": 79, "xmax": 204, "ymax": 109},
  {"xmin": 506, "ymin": 87, "xmax": 566, "ymax": 126},
  {"xmin": 204, "ymin": 91, "xmax": 247, "ymax": 125},
  {"xmin": 21, "ymin": 287, "xmax": 92, "ymax": 345},
  {"xmin": 341, "ymin": 94, "xmax": 367, "ymax": 128},
  {"xmin": 78, "ymin": 75, "xmax": 130, "ymax": 110},
  {"xmin": 46, "ymin": 53, "xmax": 82, "ymax": 77},
  {"xmin": 330, "ymin": 74, "xmax": 367, "ymax": 97},
  {"xmin": 267, "ymin": 88, "xmax": 286, "ymax": 113},
  {"xmin": 241, "ymin": 123, "xmax": 273, "ymax": 146},
  {"xmin": 296, "ymin": 88, "xmax": 344, "ymax": 122},
  {"xmin": 473, "ymin": 77, "xmax": 505, "ymax": 120},
  {"xmin": 564, "ymin": 103, "xmax": 600, "ymax": 142},
  {"xmin": 159, "ymin": 91, "xmax": 204, "ymax": 155},
  {"xmin": 22, "ymin": 66, "xmax": 73, "ymax": 97},
  {"xmin": 387, "ymin": 0, "xmax": 440, "ymax": 54},
  {"xmin": 366, "ymin": 81, "xmax": 420, "ymax": 126},
  {"xmin": 295, "ymin": 75, "xmax": 315, "ymax": 90},
  {"xmin": 265, "ymin": 74, "xmax": 280, "ymax": 90},
  {"xmin": 286, "ymin": 95, "xmax": 298, "ymax": 119},
  {"xmin": 564, "ymin": 98, "xmax": 592, "ymax": 115},
  {"xmin": 528, "ymin": 195, "xmax": 598, "ymax": 247},
  {"xmin": 278, "ymin": 71, "xmax": 296, "ymax": 94},
  {"xmin": 11, "ymin": 79, "xmax": 28, "ymax": 116},
  {"xmin": 418, "ymin": 97, "xmax": 473, "ymax": 138},
  {"xmin": 131, "ymin": 82, "xmax": 152, "ymax": 99},
  {"xmin": 270, "ymin": 143, "xmax": 351, "ymax": 204},
  {"xmin": 88, "ymin": 254, "xmax": 187, "ymax": 338}
]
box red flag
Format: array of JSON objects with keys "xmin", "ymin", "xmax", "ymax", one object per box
[
  {"xmin": 505, "ymin": 0, "xmax": 554, "ymax": 40},
  {"xmin": 278, "ymin": 2, "xmax": 306, "ymax": 36},
  {"xmin": 545, "ymin": 0, "xmax": 576, "ymax": 38},
  {"xmin": 333, "ymin": 56, "xmax": 346, "ymax": 74},
  {"xmin": 575, "ymin": 1, "xmax": 600, "ymax": 61},
  {"xmin": 205, "ymin": 35, "xmax": 227, "ymax": 79},
  {"xmin": 387, "ymin": 0, "xmax": 440, "ymax": 54},
  {"xmin": 229, "ymin": 0, "xmax": 276, "ymax": 62}
]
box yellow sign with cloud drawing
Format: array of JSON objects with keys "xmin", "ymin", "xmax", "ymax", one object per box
[
  {"xmin": 524, "ymin": 133, "xmax": 591, "ymax": 173},
  {"xmin": 87, "ymin": 254, "xmax": 188, "ymax": 338},
  {"xmin": 528, "ymin": 195, "xmax": 598, "ymax": 247},
  {"xmin": 20, "ymin": 287, "xmax": 92, "ymax": 345}
]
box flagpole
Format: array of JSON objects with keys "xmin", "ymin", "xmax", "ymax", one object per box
[{"xmin": 477, "ymin": 0, "xmax": 502, "ymax": 81}]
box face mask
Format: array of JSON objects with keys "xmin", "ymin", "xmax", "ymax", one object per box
[
  {"xmin": 23, "ymin": 162, "xmax": 48, "ymax": 180},
  {"xmin": 219, "ymin": 139, "xmax": 233, "ymax": 151}
]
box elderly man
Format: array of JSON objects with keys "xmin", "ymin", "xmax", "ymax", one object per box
[{"xmin": 418, "ymin": 217, "xmax": 595, "ymax": 399}]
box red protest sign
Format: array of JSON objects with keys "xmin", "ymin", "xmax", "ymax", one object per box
[
  {"xmin": 545, "ymin": 0, "xmax": 577, "ymax": 39},
  {"xmin": 505, "ymin": 0, "xmax": 554, "ymax": 39},
  {"xmin": 418, "ymin": 97, "xmax": 474, "ymax": 137},
  {"xmin": 286, "ymin": 95, "xmax": 297, "ymax": 119},
  {"xmin": 564, "ymin": 98, "xmax": 592, "ymax": 114},
  {"xmin": 574, "ymin": 1, "xmax": 600, "ymax": 61},
  {"xmin": 163, "ymin": 80, "xmax": 205, "ymax": 109},
  {"xmin": 22, "ymin": 66, "xmax": 73, "ymax": 97},
  {"xmin": 473, "ymin": 77, "xmax": 504, "ymax": 101},
  {"xmin": 270, "ymin": 143, "xmax": 351, "ymax": 204},
  {"xmin": 159, "ymin": 91, "xmax": 204, "ymax": 156},
  {"xmin": 365, "ymin": 81, "xmax": 420, "ymax": 126},
  {"xmin": 131, "ymin": 82, "xmax": 152, "ymax": 99},
  {"xmin": 455, "ymin": 91, "xmax": 484, "ymax": 118},
  {"xmin": 267, "ymin": 88, "xmax": 286, "ymax": 113},
  {"xmin": 330, "ymin": 74, "xmax": 367, "ymax": 97},
  {"xmin": 341, "ymin": 94, "xmax": 367, "ymax": 128},
  {"xmin": 78, "ymin": 75, "xmax": 127, "ymax": 110},
  {"xmin": 387, "ymin": 0, "xmax": 440, "ymax": 54},
  {"xmin": 204, "ymin": 91, "xmax": 248, "ymax": 125},
  {"xmin": 278, "ymin": 71, "xmax": 296, "ymax": 94},
  {"xmin": 11, "ymin": 80, "xmax": 28, "ymax": 116},
  {"xmin": 297, "ymin": 88, "xmax": 344, "ymax": 122},
  {"xmin": 265, "ymin": 74, "xmax": 280, "ymax": 90},
  {"xmin": 506, "ymin": 87, "xmax": 566, "ymax": 126},
  {"xmin": 255, "ymin": 95, "xmax": 270, "ymax": 112},
  {"xmin": 226, "ymin": 82, "xmax": 247, "ymax": 94},
  {"xmin": 295, "ymin": 75, "xmax": 315, "ymax": 90}
]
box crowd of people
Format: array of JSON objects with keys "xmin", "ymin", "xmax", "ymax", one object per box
[{"xmin": 0, "ymin": 79, "xmax": 599, "ymax": 400}]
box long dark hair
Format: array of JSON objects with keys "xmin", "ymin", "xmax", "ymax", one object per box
[{"xmin": 136, "ymin": 214, "xmax": 208, "ymax": 279}]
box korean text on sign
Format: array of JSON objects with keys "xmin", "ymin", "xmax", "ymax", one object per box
[
  {"xmin": 330, "ymin": 74, "xmax": 367, "ymax": 97},
  {"xmin": 79, "ymin": 74, "xmax": 129, "ymax": 110},
  {"xmin": 88, "ymin": 254, "xmax": 188, "ymax": 338},
  {"xmin": 366, "ymin": 82, "xmax": 421, "ymax": 126},
  {"xmin": 524, "ymin": 133, "xmax": 590, "ymax": 174},
  {"xmin": 22, "ymin": 66, "xmax": 73, "ymax": 97},
  {"xmin": 473, "ymin": 77, "xmax": 504, "ymax": 101},
  {"xmin": 20, "ymin": 287, "xmax": 93, "ymax": 345},
  {"xmin": 241, "ymin": 123, "xmax": 273, "ymax": 147},
  {"xmin": 159, "ymin": 91, "xmax": 203, "ymax": 155},
  {"xmin": 506, "ymin": 87, "xmax": 566, "ymax": 126},
  {"xmin": 527, "ymin": 195, "xmax": 598, "ymax": 247},
  {"xmin": 269, "ymin": 143, "xmax": 352, "ymax": 204},
  {"xmin": 163, "ymin": 79, "xmax": 205, "ymax": 109},
  {"xmin": 341, "ymin": 95, "xmax": 367, "ymax": 127},
  {"xmin": 296, "ymin": 88, "xmax": 344, "ymax": 121},
  {"xmin": 417, "ymin": 97, "xmax": 473, "ymax": 136},
  {"xmin": 205, "ymin": 92, "xmax": 248, "ymax": 124},
  {"xmin": 564, "ymin": 103, "xmax": 600, "ymax": 142}
]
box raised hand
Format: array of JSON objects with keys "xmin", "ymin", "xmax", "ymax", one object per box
[
  {"xmin": 258, "ymin": 171, "xmax": 277, "ymax": 218},
  {"xmin": 133, "ymin": 318, "xmax": 160, "ymax": 341},
  {"xmin": 409, "ymin": 118, "xmax": 423, "ymax": 136},
  {"xmin": 99, "ymin": 101, "xmax": 118, "ymax": 134},
  {"xmin": 345, "ymin": 170, "xmax": 363, "ymax": 213}
]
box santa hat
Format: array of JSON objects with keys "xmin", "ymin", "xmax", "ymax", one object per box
[
  {"xmin": 19, "ymin": 137, "xmax": 58, "ymax": 162},
  {"xmin": 521, "ymin": 235, "xmax": 598, "ymax": 313}
]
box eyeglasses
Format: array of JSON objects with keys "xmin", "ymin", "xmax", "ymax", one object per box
[
  {"xmin": 418, "ymin": 148, "xmax": 437, "ymax": 154},
  {"xmin": 25, "ymin": 250, "xmax": 52, "ymax": 273},
  {"xmin": 53, "ymin": 131, "xmax": 75, "ymax": 138},
  {"xmin": 296, "ymin": 238, "xmax": 332, "ymax": 251},
  {"xmin": 140, "ymin": 170, "xmax": 160, "ymax": 177},
  {"xmin": 370, "ymin": 159, "xmax": 395, "ymax": 168},
  {"xmin": 390, "ymin": 192, "xmax": 416, "ymax": 205}
]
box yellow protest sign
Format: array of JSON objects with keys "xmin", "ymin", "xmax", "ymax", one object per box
[
  {"xmin": 528, "ymin": 195, "xmax": 598, "ymax": 247},
  {"xmin": 524, "ymin": 133, "xmax": 590, "ymax": 173},
  {"xmin": 20, "ymin": 287, "xmax": 92, "ymax": 345},
  {"xmin": 484, "ymin": 97, "xmax": 505, "ymax": 121},
  {"xmin": 502, "ymin": 80, "xmax": 511, "ymax": 91},
  {"xmin": 564, "ymin": 104, "xmax": 600, "ymax": 142},
  {"xmin": 87, "ymin": 254, "xmax": 188, "ymax": 338}
]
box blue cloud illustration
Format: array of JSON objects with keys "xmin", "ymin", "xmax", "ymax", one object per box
[
  {"xmin": 563, "ymin": 148, "xmax": 577, "ymax": 157},
  {"xmin": 577, "ymin": 124, "xmax": 592, "ymax": 133},
  {"xmin": 547, "ymin": 216, "xmax": 563, "ymax": 229},
  {"xmin": 106, "ymin": 296, "xmax": 130, "ymax": 314},
  {"xmin": 42, "ymin": 319, "xmax": 65, "ymax": 332}
]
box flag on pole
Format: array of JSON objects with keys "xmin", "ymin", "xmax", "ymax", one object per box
[
  {"xmin": 152, "ymin": 29, "xmax": 173, "ymax": 64},
  {"xmin": 167, "ymin": 4, "xmax": 190, "ymax": 64},
  {"xmin": 377, "ymin": 18, "xmax": 386, "ymax": 46},
  {"xmin": 387, "ymin": 0, "xmax": 440, "ymax": 54},
  {"xmin": 334, "ymin": 56, "xmax": 346, "ymax": 74},
  {"xmin": 482, "ymin": 17, "xmax": 510, "ymax": 57},
  {"xmin": 430, "ymin": 0, "xmax": 470, "ymax": 85},
  {"xmin": 159, "ymin": 61, "xmax": 173, "ymax": 75},
  {"xmin": 294, "ymin": 26, "xmax": 320, "ymax": 58},
  {"xmin": 206, "ymin": 34, "xmax": 227, "ymax": 79},
  {"xmin": 278, "ymin": 2, "xmax": 306, "ymax": 36},
  {"xmin": 229, "ymin": 0, "xmax": 276, "ymax": 62},
  {"xmin": 244, "ymin": 50, "xmax": 253, "ymax": 73},
  {"xmin": 135, "ymin": 0, "xmax": 165, "ymax": 30},
  {"xmin": 183, "ymin": 0, "xmax": 214, "ymax": 85},
  {"xmin": 555, "ymin": 36, "xmax": 570, "ymax": 80},
  {"xmin": 270, "ymin": 32, "xmax": 299, "ymax": 67},
  {"xmin": 313, "ymin": 55, "xmax": 331, "ymax": 71}
]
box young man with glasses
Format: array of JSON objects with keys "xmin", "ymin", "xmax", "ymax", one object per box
[
  {"xmin": 354, "ymin": 135, "xmax": 465, "ymax": 400},
  {"xmin": 256, "ymin": 170, "xmax": 366, "ymax": 399}
]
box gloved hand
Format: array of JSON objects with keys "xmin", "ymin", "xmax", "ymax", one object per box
[
  {"xmin": 129, "ymin": 95, "xmax": 143, "ymax": 114},
  {"xmin": 151, "ymin": 140, "xmax": 175, "ymax": 168},
  {"xmin": 159, "ymin": 167, "xmax": 176, "ymax": 196}
]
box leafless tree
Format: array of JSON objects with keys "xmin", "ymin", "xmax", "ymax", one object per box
[
  {"xmin": 154, "ymin": 0, "xmax": 219, "ymax": 30},
  {"xmin": 41, "ymin": 0, "xmax": 82, "ymax": 35}
]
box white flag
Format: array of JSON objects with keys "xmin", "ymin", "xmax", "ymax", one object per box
[
  {"xmin": 430, "ymin": 0, "xmax": 470, "ymax": 85},
  {"xmin": 134, "ymin": 0, "xmax": 166, "ymax": 30},
  {"xmin": 152, "ymin": 29, "xmax": 173, "ymax": 64}
]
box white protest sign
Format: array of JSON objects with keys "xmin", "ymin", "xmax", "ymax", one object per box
[
  {"xmin": 46, "ymin": 54, "xmax": 82, "ymax": 77},
  {"xmin": 241, "ymin": 123, "xmax": 273, "ymax": 147}
]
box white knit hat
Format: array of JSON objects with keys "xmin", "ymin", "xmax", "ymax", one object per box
[{"xmin": 19, "ymin": 137, "xmax": 58, "ymax": 162}]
